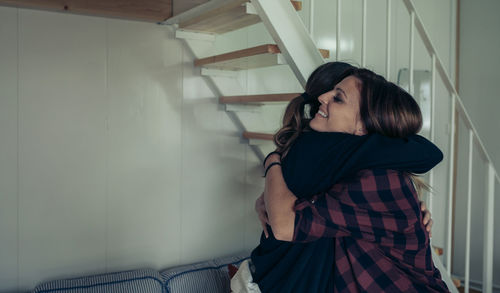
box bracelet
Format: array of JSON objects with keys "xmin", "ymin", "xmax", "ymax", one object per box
[
  {"xmin": 263, "ymin": 151, "xmax": 281, "ymax": 167},
  {"xmin": 263, "ymin": 162, "xmax": 281, "ymax": 177}
]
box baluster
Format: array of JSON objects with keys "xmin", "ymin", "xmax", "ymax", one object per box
[
  {"xmin": 386, "ymin": 0, "xmax": 391, "ymax": 80},
  {"xmin": 336, "ymin": 0, "xmax": 341, "ymax": 60},
  {"xmin": 361, "ymin": 0, "xmax": 367, "ymax": 66},
  {"xmin": 464, "ymin": 129, "xmax": 474, "ymax": 293},
  {"xmin": 483, "ymin": 163, "xmax": 495, "ymax": 293},
  {"xmin": 409, "ymin": 11, "xmax": 415, "ymax": 95},
  {"xmin": 446, "ymin": 94, "xmax": 456, "ymax": 274}
]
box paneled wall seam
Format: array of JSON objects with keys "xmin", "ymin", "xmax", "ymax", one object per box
[
  {"xmin": 16, "ymin": 7, "xmax": 20, "ymax": 292},
  {"xmin": 104, "ymin": 18, "xmax": 109, "ymax": 273},
  {"xmin": 386, "ymin": 0, "xmax": 391, "ymax": 80},
  {"xmin": 179, "ymin": 43, "xmax": 184, "ymax": 265},
  {"xmin": 243, "ymin": 26, "xmax": 248, "ymax": 249},
  {"xmin": 243, "ymin": 145, "xmax": 247, "ymax": 248},
  {"xmin": 449, "ymin": 0, "xmax": 457, "ymax": 86},
  {"xmin": 309, "ymin": 0, "xmax": 314, "ymax": 37}
]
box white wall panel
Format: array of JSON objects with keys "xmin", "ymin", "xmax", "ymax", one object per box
[
  {"xmin": 452, "ymin": 117, "xmax": 471, "ymax": 277},
  {"xmin": 313, "ymin": 0, "xmax": 338, "ymax": 62},
  {"xmin": 413, "ymin": 0, "xmax": 455, "ymax": 77},
  {"xmin": 106, "ymin": 21, "xmax": 183, "ymax": 271},
  {"xmin": 494, "ymin": 180, "xmax": 500, "ymax": 291},
  {"xmin": 469, "ymin": 149, "xmax": 487, "ymax": 290},
  {"xmin": 459, "ymin": 0, "xmax": 500, "ymax": 179},
  {"xmin": 392, "ymin": 1, "xmax": 410, "ymax": 85},
  {"xmin": 180, "ymin": 42, "xmax": 248, "ymax": 264},
  {"xmin": 0, "ymin": 6, "xmax": 19, "ymax": 293},
  {"xmin": 338, "ymin": 0, "xmax": 362, "ymax": 64},
  {"xmin": 243, "ymin": 146, "xmax": 265, "ymax": 251},
  {"xmin": 365, "ymin": 0, "xmax": 389, "ymax": 74},
  {"xmin": 17, "ymin": 10, "xmax": 108, "ymax": 291}
]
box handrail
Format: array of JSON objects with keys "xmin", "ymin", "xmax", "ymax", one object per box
[
  {"xmin": 402, "ymin": 0, "xmax": 499, "ymax": 183},
  {"xmin": 400, "ymin": 1, "xmax": 498, "ymax": 292}
]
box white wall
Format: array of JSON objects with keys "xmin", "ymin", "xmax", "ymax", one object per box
[
  {"xmin": 459, "ymin": 0, "xmax": 500, "ymax": 170},
  {"xmin": 0, "ymin": 7, "xmax": 262, "ymax": 292},
  {"xmin": 458, "ymin": 0, "xmax": 500, "ymax": 290}
]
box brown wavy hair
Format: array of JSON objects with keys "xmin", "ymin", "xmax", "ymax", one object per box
[
  {"xmin": 345, "ymin": 68, "xmax": 423, "ymax": 136},
  {"xmin": 344, "ymin": 68, "xmax": 429, "ymax": 194},
  {"xmin": 274, "ymin": 65, "xmax": 430, "ymax": 195}
]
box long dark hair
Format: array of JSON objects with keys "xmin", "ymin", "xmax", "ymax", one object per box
[{"xmin": 274, "ymin": 62, "xmax": 354, "ymax": 157}]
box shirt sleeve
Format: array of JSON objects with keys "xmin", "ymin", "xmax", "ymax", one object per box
[{"xmin": 292, "ymin": 169, "xmax": 428, "ymax": 251}]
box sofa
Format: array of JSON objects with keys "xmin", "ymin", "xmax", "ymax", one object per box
[{"xmin": 32, "ymin": 251, "xmax": 251, "ymax": 293}]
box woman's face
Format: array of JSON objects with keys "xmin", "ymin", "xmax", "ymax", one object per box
[{"xmin": 309, "ymin": 76, "xmax": 367, "ymax": 135}]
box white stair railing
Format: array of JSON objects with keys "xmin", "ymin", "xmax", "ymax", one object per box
[{"xmin": 399, "ymin": 1, "xmax": 497, "ymax": 292}]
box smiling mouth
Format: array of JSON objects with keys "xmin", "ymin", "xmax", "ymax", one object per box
[{"xmin": 318, "ymin": 110, "xmax": 328, "ymax": 118}]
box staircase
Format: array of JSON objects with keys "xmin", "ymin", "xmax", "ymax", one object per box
[{"xmin": 162, "ymin": 0, "xmax": 498, "ymax": 292}]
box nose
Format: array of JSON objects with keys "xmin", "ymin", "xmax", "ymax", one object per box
[{"xmin": 318, "ymin": 94, "xmax": 328, "ymax": 105}]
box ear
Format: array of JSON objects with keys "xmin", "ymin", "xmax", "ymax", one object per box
[
  {"xmin": 354, "ymin": 120, "xmax": 367, "ymax": 135},
  {"xmin": 354, "ymin": 128, "xmax": 365, "ymax": 135}
]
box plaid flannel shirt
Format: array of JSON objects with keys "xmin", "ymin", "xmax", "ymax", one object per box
[{"xmin": 293, "ymin": 169, "xmax": 449, "ymax": 292}]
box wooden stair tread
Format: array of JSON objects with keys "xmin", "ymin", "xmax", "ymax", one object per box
[
  {"xmin": 173, "ymin": 0, "xmax": 302, "ymax": 34},
  {"xmin": 220, "ymin": 93, "xmax": 300, "ymax": 104},
  {"xmin": 179, "ymin": 0, "xmax": 259, "ymax": 34},
  {"xmin": 195, "ymin": 44, "xmax": 280, "ymax": 70},
  {"xmin": 290, "ymin": 1, "xmax": 302, "ymax": 11},
  {"xmin": 432, "ymin": 245, "xmax": 444, "ymax": 256},
  {"xmin": 318, "ymin": 49, "xmax": 330, "ymax": 59},
  {"xmin": 195, "ymin": 44, "xmax": 329, "ymax": 70},
  {"xmin": 457, "ymin": 285, "xmax": 481, "ymax": 293},
  {"xmin": 243, "ymin": 131, "xmax": 274, "ymax": 141}
]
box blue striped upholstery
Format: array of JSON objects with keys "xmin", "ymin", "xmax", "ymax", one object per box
[
  {"xmin": 33, "ymin": 269, "xmax": 165, "ymax": 293},
  {"xmin": 160, "ymin": 252, "xmax": 250, "ymax": 293}
]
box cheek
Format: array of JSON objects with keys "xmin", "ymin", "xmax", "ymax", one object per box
[
  {"xmin": 328, "ymin": 108, "xmax": 357, "ymax": 130},
  {"xmin": 328, "ymin": 116, "xmax": 346, "ymax": 129}
]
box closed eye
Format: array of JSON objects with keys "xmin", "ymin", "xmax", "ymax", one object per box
[{"xmin": 334, "ymin": 95, "xmax": 343, "ymax": 103}]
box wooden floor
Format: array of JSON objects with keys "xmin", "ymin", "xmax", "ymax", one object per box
[{"xmin": 457, "ymin": 286, "xmax": 482, "ymax": 293}]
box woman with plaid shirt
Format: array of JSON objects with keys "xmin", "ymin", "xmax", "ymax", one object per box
[{"xmin": 232, "ymin": 66, "xmax": 449, "ymax": 292}]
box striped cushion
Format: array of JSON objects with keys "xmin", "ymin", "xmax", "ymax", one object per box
[
  {"xmin": 33, "ymin": 269, "xmax": 165, "ymax": 293},
  {"xmin": 161, "ymin": 252, "xmax": 250, "ymax": 293}
]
